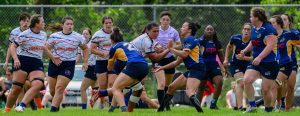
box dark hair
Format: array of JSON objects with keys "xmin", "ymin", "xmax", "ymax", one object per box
[
  {"xmin": 243, "ymin": 22, "xmax": 252, "ymax": 28},
  {"xmin": 47, "ymin": 22, "xmax": 62, "ymax": 32},
  {"xmin": 160, "ymin": 11, "xmax": 172, "ymax": 19},
  {"xmin": 141, "ymin": 22, "xmax": 159, "ymax": 34},
  {"xmin": 61, "ymin": 16, "xmax": 73, "ymax": 24},
  {"xmin": 111, "ymin": 27, "xmax": 123, "ymax": 43},
  {"xmin": 272, "ymin": 15, "xmax": 284, "ymax": 29},
  {"xmin": 102, "ymin": 16, "xmax": 113, "ymax": 24},
  {"xmin": 251, "ymin": 7, "xmax": 268, "ymax": 23},
  {"xmin": 19, "ymin": 12, "xmax": 30, "ymax": 22},
  {"xmin": 29, "ymin": 14, "xmax": 42, "ymax": 28},
  {"xmin": 282, "ymin": 14, "xmax": 294, "ymax": 28},
  {"xmin": 203, "ymin": 25, "xmax": 222, "ymax": 50},
  {"xmin": 187, "ymin": 22, "xmax": 201, "ymax": 36}
]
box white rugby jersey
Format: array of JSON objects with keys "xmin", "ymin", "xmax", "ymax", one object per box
[
  {"xmin": 14, "ymin": 29, "xmax": 47, "ymax": 59},
  {"xmin": 47, "ymin": 31, "xmax": 86, "ymax": 61},
  {"xmin": 9, "ymin": 27, "xmax": 23, "ymax": 43},
  {"xmin": 78, "ymin": 40, "xmax": 96, "ymax": 66},
  {"xmin": 9, "ymin": 27, "xmax": 25, "ymax": 53},
  {"xmin": 130, "ymin": 33, "xmax": 155, "ymax": 57},
  {"xmin": 91, "ymin": 29, "xmax": 112, "ymax": 60}
]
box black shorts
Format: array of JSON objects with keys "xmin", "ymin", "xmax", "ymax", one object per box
[
  {"xmin": 85, "ymin": 65, "xmax": 97, "ymax": 81},
  {"xmin": 48, "ymin": 61, "xmax": 76, "ymax": 80},
  {"xmin": 279, "ymin": 62, "xmax": 293, "ymax": 77},
  {"xmin": 247, "ymin": 61, "xmax": 279, "ymax": 80},
  {"xmin": 156, "ymin": 56, "xmax": 176, "ymax": 74},
  {"xmin": 205, "ymin": 62, "xmax": 222, "ymax": 79},
  {"xmin": 95, "ymin": 60, "xmax": 108, "ymax": 74},
  {"xmin": 229, "ymin": 62, "xmax": 248, "ymax": 75},
  {"xmin": 292, "ymin": 60, "xmax": 298, "ymax": 71},
  {"xmin": 122, "ymin": 62, "xmax": 148, "ymax": 82},
  {"xmin": 13, "ymin": 55, "xmax": 44, "ymax": 74},
  {"xmin": 183, "ymin": 63, "xmax": 207, "ymax": 80},
  {"xmin": 113, "ymin": 60, "xmax": 127, "ymax": 75}
]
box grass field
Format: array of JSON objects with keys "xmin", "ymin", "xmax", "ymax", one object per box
[{"xmin": 2, "ymin": 107, "xmax": 300, "ymax": 116}]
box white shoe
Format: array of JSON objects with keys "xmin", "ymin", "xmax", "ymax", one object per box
[{"xmin": 15, "ymin": 105, "xmax": 25, "ymax": 112}]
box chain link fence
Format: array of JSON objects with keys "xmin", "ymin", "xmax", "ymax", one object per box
[{"xmin": 1, "ymin": 4, "xmax": 300, "ymax": 107}]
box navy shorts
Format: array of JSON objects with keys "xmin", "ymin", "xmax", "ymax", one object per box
[
  {"xmin": 48, "ymin": 61, "xmax": 76, "ymax": 80},
  {"xmin": 95, "ymin": 60, "xmax": 108, "ymax": 74},
  {"xmin": 205, "ymin": 62, "xmax": 222, "ymax": 79},
  {"xmin": 229, "ymin": 62, "xmax": 248, "ymax": 75},
  {"xmin": 157, "ymin": 56, "xmax": 176, "ymax": 74},
  {"xmin": 279, "ymin": 62, "xmax": 293, "ymax": 77},
  {"xmin": 113, "ymin": 60, "xmax": 127, "ymax": 75},
  {"xmin": 85, "ymin": 65, "xmax": 97, "ymax": 81},
  {"xmin": 183, "ymin": 63, "xmax": 207, "ymax": 80},
  {"xmin": 122, "ymin": 62, "xmax": 148, "ymax": 82},
  {"xmin": 13, "ymin": 55, "xmax": 44, "ymax": 74},
  {"xmin": 247, "ymin": 61, "xmax": 279, "ymax": 80},
  {"xmin": 292, "ymin": 60, "xmax": 298, "ymax": 71}
]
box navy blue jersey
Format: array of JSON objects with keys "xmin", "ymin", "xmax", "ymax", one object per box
[
  {"xmin": 200, "ymin": 36, "xmax": 222, "ymax": 63},
  {"xmin": 109, "ymin": 42, "xmax": 147, "ymax": 64},
  {"xmin": 277, "ymin": 30, "xmax": 300, "ymax": 65},
  {"xmin": 250, "ymin": 22, "xmax": 278, "ymax": 62},
  {"xmin": 290, "ymin": 29, "xmax": 300, "ymax": 61},
  {"xmin": 182, "ymin": 36, "xmax": 204, "ymax": 69},
  {"xmin": 229, "ymin": 34, "xmax": 251, "ymax": 65}
]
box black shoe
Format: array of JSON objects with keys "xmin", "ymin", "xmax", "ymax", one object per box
[
  {"xmin": 255, "ymin": 98, "xmax": 264, "ymax": 107},
  {"xmin": 210, "ymin": 103, "xmax": 219, "ymax": 110}
]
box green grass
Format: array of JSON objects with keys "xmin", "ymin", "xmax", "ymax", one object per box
[{"xmin": 2, "ymin": 107, "xmax": 300, "ymax": 116}]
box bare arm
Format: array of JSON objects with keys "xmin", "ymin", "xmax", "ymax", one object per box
[
  {"xmin": 174, "ymin": 41, "xmax": 182, "ymax": 50},
  {"xmin": 160, "ymin": 57, "xmax": 183, "ymax": 70},
  {"xmin": 170, "ymin": 48, "xmax": 189, "ymax": 59},
  {"xmin": 224, "ymin": 42, "xmax": 233, "ymax": 65},
  {"xmin": 90, "ymin": 43, "xmax": 108, "ymax": 57},
  {"xmin": 147, "ymin": 49, "xmax": 170, "ymax": 62}
]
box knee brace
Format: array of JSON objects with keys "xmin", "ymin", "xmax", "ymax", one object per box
[
  {"xmin": 129, "ymin": 95, "xmax": 140, "ymax": 103},
  {"xmin": 131, "ymin": 82, "xmax": 143, "ymax": 91},
  {"xmin": 235, "ymin": 76, "xmax": 244, "ymax": 82},
  {"xmin": 31, "ymin": 78, "xmax": 44, "ymax": 84},
  {"xmin": 123, "ymin": 88, "xmax": 131, "ymax": 95},
  {"xmin": 275, "ymin": 79, "xmax": 282, "ymax": 86},
  {"xmin": 12, "ymin": 81, "xmax": 24, "ymax": 87}
]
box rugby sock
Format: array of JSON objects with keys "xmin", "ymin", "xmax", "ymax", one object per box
[
  {"xmin": 82, "ymin": 104, "xmax": 87, "ymax": 109},
  {"xmin": 99, "ymin": 90, "xmax": 108, "ymax": 97},
  {"xmin": 189, "ymin": 95, "xmax": 203, "ymax": 112},
  {"xmin": 29, "ymin": 100, "xmax": 37, "ymax": 110},
  {"xmin": 20, "ymin": 102, "xmax": 26, "ymax": 108},
  {"xmin": 109, "ymin": 96, "xmax": 113, "ymax": 105},
  {"xmin": 249, "ymin": 100, "xmax": 256, "ymax": 107},
  {"xmin": 157, "ymin": 90, "xmax": 165, "ymax": 106},
  {"xmin": 164, "ymin": 87, "xmax": 171, "ymax": 110},
  {"xmin": 281, "ymin": 97, "xmax": 286, "ymax": 108},
  {"xmin": 35, "ymin": 97, "xmax": 43, "ymax": 109}
]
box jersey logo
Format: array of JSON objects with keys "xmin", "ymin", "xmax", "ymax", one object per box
[
  {"xmin": 257, "ymin": 34, "xmax": 261, "ymax": 38},
  {"xmin": 280, "ymin": 38, "xmax": 285, "ymax": 43},
  {"xmin": 264, "ymin": 71, "xmax": 271, "ymax": 76},
  {"xmin": 65, "ymin": 70, "xmax": 71, "ymax": 76}
]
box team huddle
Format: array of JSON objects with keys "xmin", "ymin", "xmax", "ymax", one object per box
[{"xmin": 2, "ymin": 7, "xmax": 300, "ymax": 113}]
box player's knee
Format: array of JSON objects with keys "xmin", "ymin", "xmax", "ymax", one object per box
[
  {"xmin": 56, "ymin": 85, "xmax": 65, "ymax": 94},
  {"xmin": 167, "ymin": 84, "xmax": 176, "ymax": 94}
]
